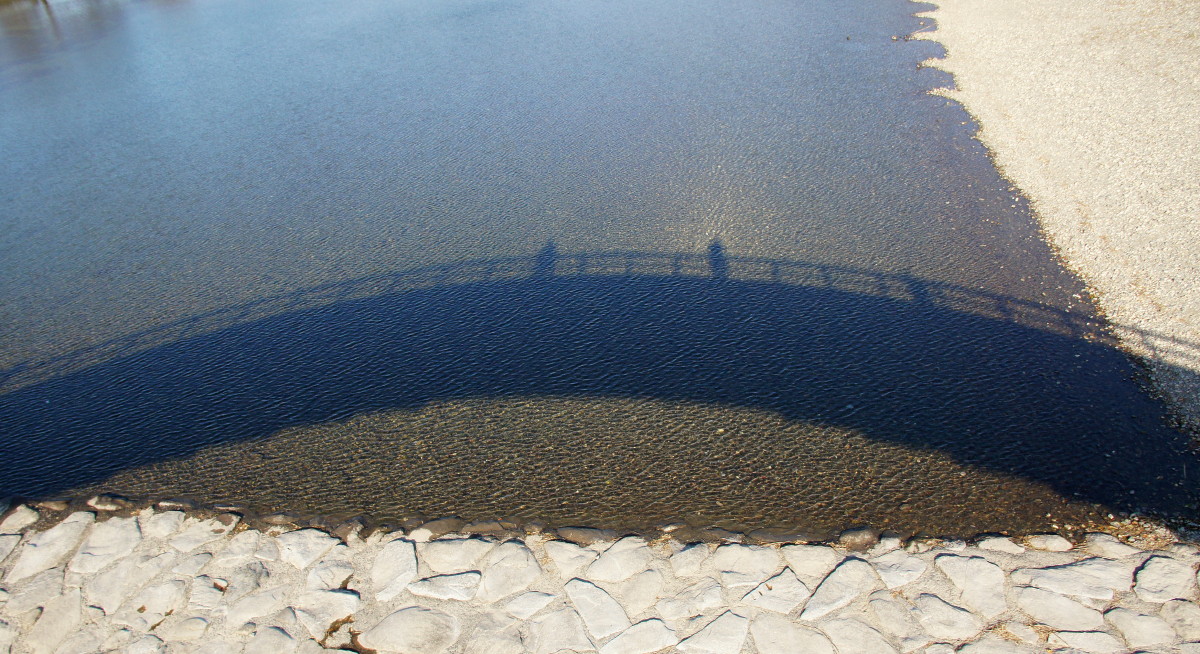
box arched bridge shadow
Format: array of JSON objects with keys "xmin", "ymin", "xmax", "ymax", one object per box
[{"xmin": 1, "ymin": 244, "xmax": 1197, "ymax": 529}]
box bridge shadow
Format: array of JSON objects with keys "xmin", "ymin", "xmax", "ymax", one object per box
[{"xmin": 1, "ymin": 244, "xmax": 1197, "ymax": 529}]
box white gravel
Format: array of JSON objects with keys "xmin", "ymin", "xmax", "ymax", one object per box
[{"xmin": 915, "ymin": 0, "xmax": 1200, "ymax": 431}]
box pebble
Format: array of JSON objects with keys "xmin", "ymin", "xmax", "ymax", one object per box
[
  {"xmin": 740, "ymin": 567, "xmax": 811, "ymax": 613},
  {"xmin": 372, "ymin": 537, "xmax": 418, "ymax": 601},
  {"xmin": 566, "ymin": 577, "xmax": 631, "ymax": 639},
  {"xmin": 1025, "ymin": 534, "xmax": 1073, "ymax": 552},
  {"xmin": 1135, "ymin": 555, "xmax": 1198, "ymax": 602},
  {"xmin": 800, "ymin": 557, "xmax": 882, "ymax": 620},
  {"xmin": 1013, "ymin": 585, "xmax": 1104, "ymax": 630},
  {"xmin": 750, "ymin": 613, "xmax": 835, "ymax": 654},
  {"xmin": 359, "ymin": 606, "xmax": 460, "ymax": 654},
  {"xmin": 409, "ymin": 572, "xmax": 482, "ymax": 601},
  {"xmin": 839, "ymin": 527, "xmax": 881, "ymax": 551},
  {"xmin": 5, "ymin": 512, "xmax": 93, "ymax": 583},
  {"xmin": 587, "ymin": 536, "xmax": 653, "ymax": 583},
  {"xmin": 872, "ymin": 549, "xmax": 929, "ymax": 588},
  {"xmin": 601, "ymin": 618, "xmax": 678, "ymax": 654},
  {"xmin": 677, "ymin": 610, "xmax": 749, "ymax": 653},
  {"xmin": 935, "ymin": 554, "xmax": 1008, "ymax": 618}
]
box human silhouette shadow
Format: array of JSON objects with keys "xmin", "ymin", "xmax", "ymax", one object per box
[{"xmin": 0, "ymin": 245, "xmax": 1196, "ymax": 527}]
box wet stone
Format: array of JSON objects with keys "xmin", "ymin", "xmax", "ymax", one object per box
[
  {"xmin": 408, "ymin": 517, "xmax": 466, "ymax": 543},
  {"xmin": 839, "ymin": 527, "xmax": 881, "ymax": 551},
  {"xmin": 556, "ymin": 526, "xmax": 617, "ymax": 546}
]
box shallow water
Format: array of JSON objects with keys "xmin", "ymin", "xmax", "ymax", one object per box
[{"xmin": 0, "ymin": 0, "xmax": 1195, "ymax": 534}]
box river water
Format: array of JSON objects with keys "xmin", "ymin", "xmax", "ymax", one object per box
[{"xmin": 1, "ymin": 0, "xmax": 1195, "ymax": 536}]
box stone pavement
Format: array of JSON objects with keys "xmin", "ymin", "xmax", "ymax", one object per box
[{"xmin": 1, "ymin": 504, "xmax": 1199, "ymax": 653}]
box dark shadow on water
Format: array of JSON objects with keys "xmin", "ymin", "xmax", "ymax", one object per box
[{"xmin": 1, "ymin": 246, "xmax": 1197, "ymax": 531}]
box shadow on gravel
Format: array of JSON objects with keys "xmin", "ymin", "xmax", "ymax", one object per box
[{"xmin": 1, "ymin": 245, "xmax": 1197, "ymax": 528}]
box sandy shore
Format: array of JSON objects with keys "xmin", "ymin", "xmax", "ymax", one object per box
[{"xmin": 915, "ymin": 0, "xmax": 1200, "ymax": 431}]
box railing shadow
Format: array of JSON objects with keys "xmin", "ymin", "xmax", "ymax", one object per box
[{"xmin": 1, "ymin": 244, "xmax": 1197, "ymax": 528}]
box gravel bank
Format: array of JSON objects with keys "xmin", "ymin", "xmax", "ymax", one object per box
[
  {"xmin": 915, "ymin": 0, "xmax": 1200, "ymax": 430},
  {"xmin": 1, "ymin": 503, "xmax": 1199, "ymax": 653}
]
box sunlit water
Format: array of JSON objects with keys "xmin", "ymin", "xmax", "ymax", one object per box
[{"xmin": 1, "ymin": 0, "xmax": 1195, "ymax": 535}]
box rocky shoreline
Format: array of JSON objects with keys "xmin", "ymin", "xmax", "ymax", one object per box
[{"xmin": 2, "ymin": 500, "xmax": 1199, "ymax": 653}]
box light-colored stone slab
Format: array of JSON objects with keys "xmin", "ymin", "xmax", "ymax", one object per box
[
  {"xmin": 566, "ymin": 577, "xmax": 631, "ymax": 640},
  {"xmin": 409, "ymin": 571, "xmax": 481, "ymax": 601},
  {"xmin": 245, "ymin": 626, "xmax": 295, "ymax": 654},
  {"xmin": 781, "ymin": 544, "xmax": 839, "ymax": 580},
  {"xmin": 168, "ymin": 517, "xmax": 232, "ymax": 552},
  {"xmin": 373, "ymin": 537, "xmax": 418, "ymax": 601},
  {"xmin": 111, "ymin": 580, "xmax": 187, "ymax": 631},
  {"xmin": 157, "ymin": 616, "xmax": 209, "ymax": 642},
  {"xmin": 1160, "ymin": 599, "xmax": 1200, "ymax": 640},
  {"xmin": 305, "ymin": 551, "xmax": 354, "ymax": 591},
  {"xmin": 1083, "ymin": 533, "xmax": 1141, "ymax": 559},
  {"xmin": 528, "ymin": 607, "xmax": 593, "ymax": 654},
  {"xmin": 671, "ymin": 544, "xmax": 711, "ymax": 577},
  {"xmin": 141, "ymin": 511, "xmax": 185, "ymax": 539},
  {"xmin": 275, "ymin": 529, "xmax": 338, "ymax": 569},
  {"xmin": 359, "ymin": 606, "xmax": 460, "ymax": 654},
  {"xmin": 68, "ymin": 516, "xmax": 141, "ymax": 574},
  {"xmin": 1025, "ymin": 534, "xmax": 1073, "ymax": 552},
  {"xmin": 872, "ymin": 549, "xmax": 928, "ymax": 589},
  {"xmin": 6, "ymin": 512, "xmax": 93, "ymax": 583},
  {"xmin": 1046, "ymin": 630, "xmax": 1123, "ymax": 653},
  {"xmin": 820, "ymin": 617, "xmax": 899, "ymax": 654},
  {"xmin": 0, "ymin": 535, "xmax": 19, "ymax": 565},
  {"xmin": 421, "ymin": 538, "xmax": 495, "ymax": 575},
  {"xmin": 86, "ymin": 552, "xmax": 175, "ymax": 615},
  {"xmin": 294, "ymin": 589, "xmax": 360, "ymax": 639},
  {"xmin": 708, "ymin": 544, "xmax": 781, "ymax": 590},
  {"xmin": 545, "ymin": 540, "xmax": 598, "ymax": 578},
  {"xmin": 601, "ymin": 618, "xmax": 677, "ymax": 654},
  {"xmin": 477, "ymin": 541, "xmax": 541, "ymax": 603},
  {"xmin": 913, "ymin": 593, "xmax": 982, "ymax": 641},
  {"xmin": 800, "ymin": 557, "xmax": 881, "ymax": 621},
  {"xmin": 505, "ymin": 591, "xmax": 556, "ymax": 619},
  {"xmin": 977, "ymin": 537, "xmax": 1025, "ymax": 554},
  {"xmin": 587, "ymin": 537, "xmax": 653, "ymax": 583},
  {"xmin": 934, "ymin": 554, "xmax": 1007, "ymax": 618},
  {"xmin": 1104, "ymin": 606, "xmax": 1177, "ymax": 647},
  {"xmin": 225, "ymin": 585, "xmax": 288, "ymax": 627},
  {"xmin": 1013, "ymin": 586, "xmax": 1103, "ymax": 631},
  {"xmin": 0, "ymin": 506, "xmax": 39, "ymax": 534},
  {"xmin": 22, "ymin": 587, "xmax": 81, "ymax": 654},
  {"xmin": 741, "ymin": 567, "xmax": 811, "ymax": 614},
  {"xmin": 211, "ymin": 530, "xmax": 260, "ymax": 568},
  {"xmin": 868, "ymin": 592, "xmax": 930, "ymax": 653},
  {"xmin": 1135, "ymin": 555, "xmax": 1198, "ymax": 602},
  {"xmin": 677, "ymin": 610, "xmax": 749, "ymax": 653},
  {"xmin": 618, "ymin": 568, "xmax": 665, "ymax": 616},
  {"xmin": 957, "ymin": 635, "xmax": 1037, "ymax": 653},
  {"xmin": 5, "ymin": 567, "xmax": 64, "ymax": 614},
  {"xmin": 656, "ymin": 578, "xmax": 723, "ymax": 622},
  {"xmin": 750, "ymin": 612, "xmax": 835, "ymax": 654}
]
